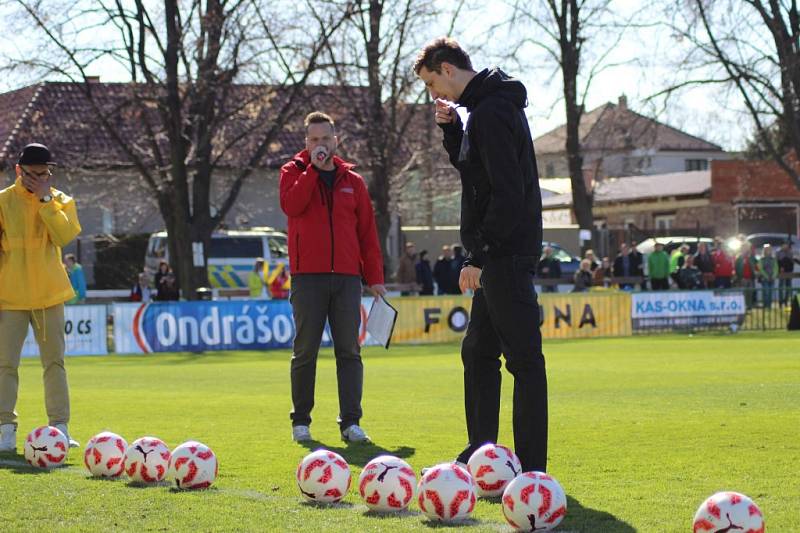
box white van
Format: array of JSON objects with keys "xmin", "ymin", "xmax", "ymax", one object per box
[{"xmin": 144, "ymin": 227, "xmax": 289, "ymax": 289}]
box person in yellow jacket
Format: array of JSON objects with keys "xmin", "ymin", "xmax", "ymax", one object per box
[
  {"xmin": 0, "ymin": 143, "xmax": 81, "ymax": 452},
  {"xmin": 248, "ymin": 258, "xmax": 270, "ymax": 299}
]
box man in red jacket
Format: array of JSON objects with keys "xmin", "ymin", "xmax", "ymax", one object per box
[{"xmin": 280, "ymin": 111, "xmax": 385, "ymax": 444}]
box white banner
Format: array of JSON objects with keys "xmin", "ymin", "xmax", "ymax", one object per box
[
  {"xmin": 631, "ymin": 291, "xmax": 746, "ymax": 330},
  {"xmin": 22, "ymin": 304, "xmax": 108, "ymax": 357}
]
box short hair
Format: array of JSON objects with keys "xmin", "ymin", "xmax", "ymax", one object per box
[
  {"xmin": 304, "ymin": 111, "xmax": 335, "ymax": 130},
  {"xmin": 414, "ymin": 37, "xmax": 473, "ymax": 74},
  {"xmin": 64, "ymin": 254, "xmax": 76, "ymax": 262}
]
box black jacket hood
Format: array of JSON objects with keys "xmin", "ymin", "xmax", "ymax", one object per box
[{"xmin": 457, "ymin": 67, "xmax": 528, "ymax": 112}]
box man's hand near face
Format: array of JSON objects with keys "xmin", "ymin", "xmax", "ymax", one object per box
[{"xmin": 21, "ymin": 168, "xmax": 51, "ymax": 198}]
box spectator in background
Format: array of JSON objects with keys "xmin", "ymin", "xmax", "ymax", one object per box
[
  {"xmin": 678, "ymin": 254, "xmax": 704, "ymax": 290},
  {"xmin": 270, "ymin": 268, "xmax": 290, "ymax": 299},
  {"xmin": 155, "ymin": 271, "xmax": 180, "ymax": 301},
  {"xmin": 594, "ymin": 256, "xmax": 612, "ymax": 287},
  {"xmin": 63, "ymin": 254, "xmax": 86, "ymax": 304},
  {"xmin": 758, "ymin": 244, "xmax": 778, "ymax": 308},
  {"xmin": 572, "ymin": 259, "xmax": 593, "ymax": 292},
  {"xmin": 630, "ymin": 241, "xmax": 645, "ymax": 290},
  {"xmin": 777, "ymin": 241, "xmax": 799, "ymax": 305},
  {"xmin": 396, "ymin": 242, "xmax": 418, "ymax": 295},
  {"xmin": 712, "ymin": 237, "xmax": 734, "ymax": 289},
  {"xmin": 670, "ymin": 244, "xmax": 689, "ymax": 287},
  {"xmin": 648, "ymin": 242, "xmax": 671, "ymax": 290},
  {"xmin": 584, "ymin": 249, "xmax": 599, "ymax": 271},
  {"xmin": 248, "ymin": 258, "xmax": 269, "ymax": 299},
  {"xmin": 433, "ymin": 245, "xmax": 455, "ymax": 295},
  {"xmin": 735, "ymin": 245, "xmax": 758, "ymax": 309},
  {"xmin": 415, "ymin": 250, "xmax": 434, "ymax": 295},
  {"xmin": 694, "ymin": 242, "xmax": 715, "ymax": 288},
  {"xmin": 449, "ymin": 244, "xmax": 466, "ymax": 293},
  {"xmin": 536, "ymin": 246, "xmax": 561, "ymax": 293},
  {"xmin": 613, "ymin": 242, "xmax": 634, "ymax": 290},
  {"xmin": 129, "ymin": 272, "xmax": 152, "ymax": 302},
  {"xmin": 154, "ymin": 261, "xmax": 170, "ymax": 292}
]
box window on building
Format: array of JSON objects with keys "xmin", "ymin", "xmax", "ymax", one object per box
[
  {"xmin": 685, "ymin": 159, "xmax": 709, "ymax": 171},
  {"xmin": 545, "ymin": 162, "xmax": 555, "ymax": 178},
  {"xmin": 654, "ymin": 214, "xmax": 676, "ymax": 230},
  {"xmin": 624, "ymin": 218, "xmax": 636, "ymax": 230}
]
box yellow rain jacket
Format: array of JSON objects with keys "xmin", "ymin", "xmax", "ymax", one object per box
[{"xmin": 0, "ymin": 177, "xmax": 81, "ymax": 310}]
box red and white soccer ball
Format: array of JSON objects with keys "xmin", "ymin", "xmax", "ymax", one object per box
[
  {"xmin": 84, "ymin": 431, "xmax": 128, "ymax": 477},
  {"xmin": 467, "ymin": 443, "xmax": 522, "ymax": 497},
  {"xmin": 296, "ymin": 449, "xmax": 352, "ymax": 503},
  {"xmin": 417, "ymin": 462, "xmax": 477, "ymax": 522},
  {"xmin": 24, "ymin": 426, "xmax": 68, "ymax": 469},
  {"xmin": 693, "ymin": 492, "xmax": 764, "ymax": 533},
  {"xmin": 168, "ymin": 440, "xmax": 218, "ymax": 490},
  {"xmin": 502, "ymin": 471, "xmax": 567, "ymax": 531},
  {"xmin": 358, "ymin": 455, "xmax": 417, "ymax": 512},
  {"xmin": 124, "ymin": 436, "xmax": 171, "ymax": 483}
]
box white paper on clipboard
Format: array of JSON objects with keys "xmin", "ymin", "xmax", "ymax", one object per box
[{"xmin": 366, "ymin": 296, "xmax": 398, "ymax": 349}]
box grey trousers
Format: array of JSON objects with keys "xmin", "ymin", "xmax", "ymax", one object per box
[{"xmin": 289, "ymin": 274, "xmax": 363, "ymax": 431}]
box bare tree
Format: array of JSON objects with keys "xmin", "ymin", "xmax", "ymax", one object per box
[
  {"xmin": 314, "ymin": 0, "xmax": 465, "ymax": 276},
  {"xmin": 497, "ymin": 1, "xmax": 635, "ymax": 248},
  {"xmin": 657, "ymin": 0, "xmax": 800, "ymax": 190},
  {"xmin": 5, "ymin": 0, "xmax": 352, "ymax": 297}
]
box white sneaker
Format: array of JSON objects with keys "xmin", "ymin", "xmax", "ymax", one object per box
[
  {"xmin": 292, "ymin": 425, "xmax": 312, "ymax": 442},
  {"xmin": 341, "ymin": 424, "xmax": 370, "ymax": 443},
  {"xmin": 0, "ymin": 424, "xmax": 16, "ymax": 453},
  {"xmin": 421, "ymin": 460, "xmax": 467, "ymax": 477},
  {"xmin": 54, "ymin": 423, "xmax": 80, "ymax": 448}
]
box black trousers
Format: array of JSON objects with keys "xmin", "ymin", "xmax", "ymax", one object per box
[
  {"xmin": 651, "ymin": 278, "xmax": 669, "ymax": 290},
  {"xmin": 456, "ymin": 255, "xmax": 548, "ymax": 473},
  {"xmin": 289, "ymin": 274, "xmax": 363, "ymax": 431}
]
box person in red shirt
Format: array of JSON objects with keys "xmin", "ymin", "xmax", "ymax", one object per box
[
  {"xmin": 711, "ymin": 237, "xmax": 734, "ymax": 288},
  {"xmin": 280, "ymin": 111, "xmax": 385, "ymax": 444},
  {"xmin": 270, "ymin": 269, "xmax": 290, "ymax": 299}
]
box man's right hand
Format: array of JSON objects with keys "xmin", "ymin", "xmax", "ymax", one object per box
[{"xmin": 435, "ymin": 99, "xmax": 455, "ymax": 124}]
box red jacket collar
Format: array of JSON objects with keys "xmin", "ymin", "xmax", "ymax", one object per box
[{"xmin": 293, "ymin": 150, "xmax": 355, "ymax": 175}]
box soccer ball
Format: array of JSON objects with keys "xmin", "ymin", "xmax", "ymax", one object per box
[
  {"xmin": 502, "ymin": 471, "xmax": 567, "ymax": 531},
  {"xmin": 168, "ymin": 440, "xmax": 218, "ymax": 490},
  {"xmin": 693, "ymin": 492, "xmax": 764, "ymax": 533},
  {"xmin": 296, "ymin": 449, "xmax": 351, "ymax": 503},
  {"xmin": 467, "ymin": 443, "xmax": 522, "ymax": 497},
  {"xmin": 124, "ymin": 436, "xmax": 171, "ymax": 483},
  {"xmin": 358, "ymin": 455, "xmax": 417, "ymax": 511},
  {"xmin": 84, "ymin": 431, "xmax": 128, "ymax": 477},
  {"xmin": 24, "ymin": 426, "xmax": 68, "ymax": 468},
  {"xmin": 417, "ymin": 462, "xmax": 477, "ymax": 521}
]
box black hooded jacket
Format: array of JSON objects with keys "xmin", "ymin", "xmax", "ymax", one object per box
[{"xmin": 439, "ymin": 68, "xmax": 542, "ymax": 268}]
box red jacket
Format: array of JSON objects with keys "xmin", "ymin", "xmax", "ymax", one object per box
[
  {"xmin": 279, "ymin": 150, "xmax": 384, "ymax": 285},
  {"xmin": 712, "ymin": 249, "xmax": 734, "ymax": 277}
]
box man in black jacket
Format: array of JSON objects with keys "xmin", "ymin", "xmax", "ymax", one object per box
[{"xmin": 415, "ymin": 37, "xmax": 547, "ymax": 473}]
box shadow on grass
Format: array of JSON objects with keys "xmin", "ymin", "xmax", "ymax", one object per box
[
  {"xmin": 125, "ymin": 480, "xmax": 172, "ymax": 489},
  {"xmin": 0, "ymin": 452, "xmax": 63, "ymax": 475},
  {"xmin": 299, "ymin": 499, "xmax": 355, "ymax": 509},
  {"xmin": 420, "ymin": 517, "xmax": 483, "ymax": 528},
  {"xmin": 559, "ymin": 494, "xmax": 636, "ymax": 533},
  {"xmin": 363, "ymin": 508, "xmax": 423, "ymax": 519},
  {"xmin": 297, "ymin": 440, "xmax": 415, "ymax": 468}
]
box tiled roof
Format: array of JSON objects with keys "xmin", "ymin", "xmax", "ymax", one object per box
[
  {"xmin": 0, "ymin": 81, "xmax": 371, "ymax": 170},
  {"xmin": 534, "ymin": 100, "xmax": 723, "ymax": 154},
  {"xmin": 542, "ymin": 170, "xmax": 711, "ymax": 208}
]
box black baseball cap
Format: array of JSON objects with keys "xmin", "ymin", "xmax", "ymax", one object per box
[{"xmin": 18, "ymin": 143, "xmax": 57, "ymax": 166}]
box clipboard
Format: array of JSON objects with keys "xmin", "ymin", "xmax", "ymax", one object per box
[{"xmin": 365, "ymin": 295, "xmax": 398, "ymax": 349}]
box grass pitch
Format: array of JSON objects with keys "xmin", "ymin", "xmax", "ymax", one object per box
[{"xmin": 1, "ymin": 331, "xmax": 798, "ymax": 532}]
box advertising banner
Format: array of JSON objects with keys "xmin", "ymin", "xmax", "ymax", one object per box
[
  {"xmin": 113, "ymin": 300, "xmax": 382, "ymax": 354},
  {"xmin": 631, "ymin": 291, "xmax": 746, "ymax": 330},
  {"xmin": 539, "ymin": 292, "xmax": 632, "ymax": 339},
  {"xmin": 22, "ymin": 304, "xmax": 108, "ymax": 357}
]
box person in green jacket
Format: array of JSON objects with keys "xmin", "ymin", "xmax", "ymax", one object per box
[
  {"xmin": 248, "ymin": 258, "xmax": 269, "ymax": 299},
  {"xmin": 64, "ymin": 254, "xmax": 86, "ymax": 304},
  {"xmin": 669, "ymin": 243, "xmax": 689, "ymax": 287},
  {"xmin": 758, "ymin": 244, "xmax": 778, "ymax": 308},
  {"xmin": 648, "ymin": 242, "xmax": 671, "ymax": 290}
]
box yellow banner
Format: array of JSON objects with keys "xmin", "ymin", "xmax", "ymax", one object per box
[{"xmin": 386, "ymin": 291, "xmax": 631, "ymax": 344}]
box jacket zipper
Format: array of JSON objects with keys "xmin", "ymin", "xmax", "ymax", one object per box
[
  {"xmin": 295, "ymin": 233, "xmax": 300, "ymax": 270},
  {"xmin": 328, "ymin": 186, "xmax": 335, "ymax": 272}
]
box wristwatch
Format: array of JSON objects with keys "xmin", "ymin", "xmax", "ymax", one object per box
[{"xmin": 40, "ymin": 194, "xmax": 52, "ymax": 203}]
